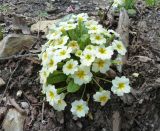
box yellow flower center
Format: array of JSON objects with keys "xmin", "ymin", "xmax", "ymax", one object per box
[
  {"xmin": 60, "ymin": 50, "xmax": 66, "ymax": 56},
  {"xmin": 78, "ymin": 17, "xmax": 84, "ymax": 21},
  {"xmin": 52, "ymin": 32, "xmax": 58, "ymax": 36},
  {"xmin": 49, "ymin": 59, "xmax": 54, "ymax": 67},
  {"xmin": 61, "ymin": 27, "xmax": 65, "ymax": 32},
  {"xmin": 49, "ymin": 91, "xmax": 55, "ymax": 100},
  {"xmin": 86, "ymin": 46, "xmax": 92, "ymax": 50},
  {"xmin": 117, "ymin": 44, "xmax": 122, "ymax": 50},
  {"xmin": 118, "ymin": 83, "xmax": 125, "ymax": 90},
  {"xmin": 76, "ymin": 70, "xmax": 85, "ymax": 79},
  {"xmin": 67, "ymin": 63, "xmax": 73, "ymax": 69},
  {"xmin": 97, "ymin": 60, "xmax": 105, "ymax": 67},
  {"xmin": 43, "ymin": 71, "xmax": 47, "ymax": 77},
  {"xmin": 76, "ymin": 51, "xmax": 82, "ymax": 56},
  {"xmin": 99, "ymin": 96, "xmax": 108, "ymax": 102},
  {"xmin": 85, "ymin": 54, "xmax": 92, "ymax": 60},
  {"xmin": 99, "ymin": 48, "xmax": 106, "ymax": 54},
  {"xmin": 91, "ymin": 26, "xmax": 97, "ymax": 30},
  {"xmin": 69, "ymin": 41, "xmax": 78, "ymax": 48},
  {"xmin": 95, "ymin": 35, "xmax": 101, "ymax": 40},
  {"xmin": 42, "ymin": 52, "xmax": 48, "ymax": 60},
  {"xmin": 58, "ymin": 99, "xmax": 62, "ymax": 104},
  {"xmin": 76, "ymin": 105, "xmax": 83, "ymax": 112},
  {"xmin": 58, "ymin": 39, "xmax": 64, "ymax": 45}
]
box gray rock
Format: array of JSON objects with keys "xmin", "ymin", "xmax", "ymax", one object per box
[
  {"xmin": 0, "ymin": 34, "xmax": 36, "ymax": 57},
  {"xmin": 31, "ymin": 20, "xmax": 56, "ymax": 34},
  {"xmin": 30, "ymin": 14, "xmax": 74, "ymax": 34},
  {"xmin": 2, "ymin": 108, "xmax": 26, "ymax": 131},
  {"xmin": 0, "ymin": 13, "xmax": 4, "ymax": 22},
  {"xmin": 16, "ymin": 90, "xmax": 23, "ymax": 97},
  {"xmin": 112, "ymin": 111, "xmax": 121, "ymax": 131},
  {"xmin": 0, "ymin": 77, "xmax": 5, "ymax": 87},
  {"xmin": 0, "ymin": 107, "xmax": 7, "ymax": 121},
  {"xmin": 116, "ymin": 9, "xmax": 130, "ymax": 48},
  {"xmin": 156, "ymin": 78, "xmax": 160, "ymax": 83},
  {"xmin": 21, "ymin": 102, "xmax": 29, "ymax": 109}
]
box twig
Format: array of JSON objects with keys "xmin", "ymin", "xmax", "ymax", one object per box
[
  {"xmin": 81, "ymin": 85, "xmax": 86, "ymax": 99},
  {"xmin": 93, "ymin": 78, "xmax": 103, "ymax": 90},
  {"xmin": 106, "ymin": 2, "xmax": 114, "ymax": 16},
  {"xmin": 94, "ymin": 76, "xmax": 111, "ymax": 83},
  {"xmin": 41, "ymin": 98, "xmax": 45, "ymax": 124},
  {"xmin": 0, "ymin": 61, "xmax": 20, "ymax": 103},
  {"xmin": 0, "ymin": 54, "xmax": 37, "ymax": 60},
  {"xmin": 9, "ymin": 98, "xmax": 27, "ymax": 115},
  {"xmin": 103, "ymin": 2, "xmax": 114, "ymax": 21}
]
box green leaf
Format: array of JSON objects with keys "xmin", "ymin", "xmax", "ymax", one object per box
[
  {"xmin": 80, "ymin": 34, "xmax": 89, "ymax": 43},
  {"xmin": 0, "ymin": 31, "xmax": 3, "ymax": 40},
  {"xmin": 47, "ymin": 71, "xmax": 67, "ymax": 84},
  {"xmin": 67, "ymin": 80, "xmax": 80, "ymax": 93},
  {"xmin": 124, "ymin": 0, "xmax": 135, "ymax": 9},
  {"xmin": 57, "ymin": 87, "xmax": 67, "ymax": 94},
  {"xmin": 79, "ymin": 34, "xmax": 90, "ymax": 49},
  {"xmin": 57, "ymin": 62, "xmax": 64, "ymax": 69},
  {"xmin": 127, "ymin": 9, "xmax": 137, "ymax": 16},
  {"xmin": 0, "ymin": 25, "xmax": 3, "ymax": 40}
]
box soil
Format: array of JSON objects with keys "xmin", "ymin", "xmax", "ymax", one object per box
[{"xmin": 0, "ymin": 0, "xmax": 160, "ymax": 131}]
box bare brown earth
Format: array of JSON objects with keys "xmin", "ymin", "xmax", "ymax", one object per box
[{"xmin": 0, "ymin": 0, "xmax": 160, "ymax": 131}]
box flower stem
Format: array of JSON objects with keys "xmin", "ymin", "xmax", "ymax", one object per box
[
  {"xmin": 78, "ymin": 20, "xmax": 82, "ymax": 37},
  {"xmin": 66, "ymin": 31, "xmax": 71, "ymax": 40},
  {"xmin": 81, "ymin": 84, "xmax": 86, "ymax": 99},
  {"xmin": 93, "ymin": 78, "xmax": 103, "ymax": 90},
  {"xmin": 94, "ymin": 76, "xmax": 111, "ymax": 83}
]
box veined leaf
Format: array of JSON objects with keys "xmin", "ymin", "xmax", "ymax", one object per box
[
  {"xmin": 47, "ymin": 71, "xmax": 67, "ymax": 84},
  {"xmin": 67, "ymin": 80, "xmax": 80, "ymax": 93},
  {"xmin": 79, "ymin": 34, "xmax": 90, "ymax": 49},
  {"xmin": 57, "ymin": 87, "xmax": 67, "ymax": 94}
]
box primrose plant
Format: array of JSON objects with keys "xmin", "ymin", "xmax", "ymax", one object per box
[
  {"xmin": 39, "ymin": 13, "xmax": 131, "ymax": 118},
  {"xmin": 113, "ymin": 0, "xmax": 135, "ymax": 10}
]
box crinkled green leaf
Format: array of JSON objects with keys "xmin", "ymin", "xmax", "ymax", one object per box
[
  {"xmin": 57, "ymin": 87, "xmax": 66, "ymax": 94},
  {"xmin": 79, "ymin": 34, "xmax": 90, "ymax": 49},
  {"xmin": 67, "ymin": 80, "xmax": 80, "ymax": 93},
  {"xmin": 47, "ymin": 71, "xmax": 67, "ymax": 84}
]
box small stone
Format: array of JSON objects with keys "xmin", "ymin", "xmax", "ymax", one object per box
[
  {"xmin": 20, "ymin": 102, "xmax": 29, "ymax": 109},
  {"xmin": 0, "ymin": 107, "xmax": 7, "ymax": 121},
  {"xmin": 73, "ymin": 115, "xmax": 78, "ymax": 120},
  {"xmin": 139, "ymin": 99, "xmax": 143, "ymax": 104},
  {"xmin": 2, "ymin": 108, "xmax": 26, "ymax": 131},
  {"xmin": 102, "ymin": 128, "xmax": 107, "ymax": 131},
  {"xmin": 0, "ymin": 77, "xmax": 5, "ymax": 87},
  {"xmin": 55, "ymin": 112, "xmax": 64, "ymax": 124},
  {"xmin": 156, "ymin": 78, "xmax": 160, "ymax": 83},
  {"xmin": 132, "ymin": 73, "xmax": 139, "ymax": 77},
  {"xmin": 138, "ymin": 56, "xmax": 151, "ymax": 62},
  {"xmin": 31, "ymin": 20, "xmax": 56, "ymax": 34},
  {"xmin": 0, "ymin": 34, "xmax": 36, "ymax": 57},
  {"xmin": 16, "ymin": 90, "xmax": 23, "ymax": 97},
  {"xmin": 76, "ymin": 121, "xmax": 83, "ymax": 129},
  {"xmin": 2, "ymin": 97, "xmax": 6, "ymax": 102},
  {"xmin": 71, "ymin": 0, "xmax": 78, "ymax": 3},
  {"xmin": 0, "ymin": 13, "xmax": 4, "ymax": 22}
]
